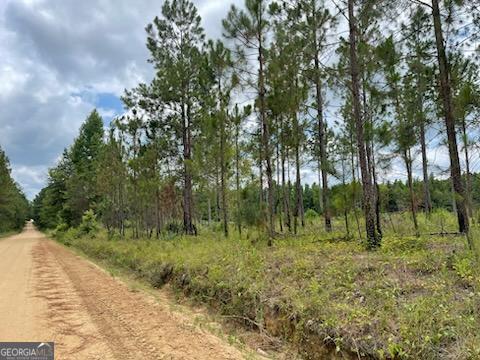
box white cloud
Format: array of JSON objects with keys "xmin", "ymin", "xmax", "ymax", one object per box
[
  {"xmin": 98, "ymin": 108, "xmax": 116, "ymax": 118},
  {"xmin": 11, "ymin": 165, "xmax": 48, "ymax": 197},
  {"xmin": 0, "ymin": 0, "xmax": 242, "ymax": 199},
  {"xmin": 0, "ymin": 65, "xmax": 30, "ymax": 97}
]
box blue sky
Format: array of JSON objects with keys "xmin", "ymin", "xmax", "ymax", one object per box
[
  {"xmin": 74, "ymin": 91, "xmax": 124, "ymax": 125},
  {"xmin": 0, "ymin": 0, "xmax": 239, "ymax": 199}
]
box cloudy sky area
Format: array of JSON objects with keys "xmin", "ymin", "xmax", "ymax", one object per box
[{"xmin": 0, "ymin": 0, "xmax": 242, "ymax": 199}]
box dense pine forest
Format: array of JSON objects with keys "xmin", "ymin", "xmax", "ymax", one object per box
[
  {"xmin": 28, "ymin": 0, "xmax": 480, "ymax": 358},
  {"xmin": 0, "ymin": 147, "xmax": 30, "ymax": 233}
]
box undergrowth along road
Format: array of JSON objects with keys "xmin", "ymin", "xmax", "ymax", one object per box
[{"xmin": 54, "ymin": 217, "xmax": 480, "ymax": 359}]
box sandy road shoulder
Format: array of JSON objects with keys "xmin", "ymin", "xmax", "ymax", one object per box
[{"xmin": 33, "ymin": 235, "xmax": 245, "ymax": 360}]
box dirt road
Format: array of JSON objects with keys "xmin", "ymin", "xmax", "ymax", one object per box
[{"xmin": 0, "ymin": 224, "xmax": 245, "ymax": 359}]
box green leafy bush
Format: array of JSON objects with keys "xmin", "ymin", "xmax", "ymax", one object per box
[
  {"xmin": 54, "ymin": 222, "xmax": 69, "ymax": 234},
  {"xmin": 452, "ymin": 253, "xmax": 474, "ymax": 282},
  {"xmin": 78, "ymin": 210, "xmax": 99, "ymax": 236},
  {"xmin": 305, "ymin": 209, "xmax": 319, "ymax": 219}
]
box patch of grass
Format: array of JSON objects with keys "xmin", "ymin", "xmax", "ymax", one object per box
[
  {"xmin": 53, "ymin": 214, "xmax": 480, "ymax": 359},
  {"xmin": 0, "ymin": 230, "xmax": 20, "ymax": 239}
]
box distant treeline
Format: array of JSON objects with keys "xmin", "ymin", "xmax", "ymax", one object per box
[
  {"xmin": 304, "ymin": 175, "xmax": 480, "ymax": 217},
  {"xmin": 31, "ymin": 109, "xmax": 479, "ymax": 236},
  {"xmin": 0, "ymin": 147, "xmax": 30, "ymax": 232}
]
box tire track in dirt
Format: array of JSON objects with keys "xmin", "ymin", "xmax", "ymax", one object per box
[
  {"xmin": 0, "ymin": 224, "xmax": 248, "ymax": 359},
  {"xmin": 32, "ymin": 237, "xmax": 116, "ymax": 359},
  {"xmin": 30, "ymin": 226, "xmax": 245, "ymax": 359},
  {"xmin": 0, "ymin": 229, "xmax": 48, "ymax": 342}
]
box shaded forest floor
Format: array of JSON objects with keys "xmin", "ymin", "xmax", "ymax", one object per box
[{"xmin": 53, "ymin": 212, "xmax": 480, "ymax": 359}]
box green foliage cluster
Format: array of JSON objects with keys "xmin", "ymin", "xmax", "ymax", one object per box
[
  {"xmin": 33, "ymin": 110, "xmax": 104, "ymax": 229},
  {"xmin": 0, "ymin": 147, "xmax": 30, "ymax": 232},
  {"xmin": 53, "ymin": 212, "xmax": 480, "ymax": 359},
  {"xmin": 78, "ymin": 209, "xmax": 99, "ymax": 236}
]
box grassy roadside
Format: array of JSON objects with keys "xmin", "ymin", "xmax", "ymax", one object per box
[
  {"xmin": 0, "ymin": 230, "xmax": 21, "ymax": 239},
  {"xmin": 56, "ymin": 237, "xmax": 282, "ymax": 360},
  {"xmin": 52, "ymin": 214, "xmax": 480, "ymax": 359}
]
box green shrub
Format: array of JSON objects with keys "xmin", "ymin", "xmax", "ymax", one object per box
[
  {"xmin": 305, "ymin": 209, "xmax": 319, "ymax": 219},
  {"xmin": 55, "ymin": 227, "xmax": 80, "ymax": 246},
  {"xmin": 78, "ymin": 210, "xmax": 99, "ymax": 236},
  {"xmin": 452, "ymin": 253, "xmax": 474, "ymax": 282},
  {"xmin": 433, "ymin": 209, "xmax": 456, "ymax": 233},
  {"xmin": 53, "ymin": 222, "xmax": 69, "ymax": 237}
]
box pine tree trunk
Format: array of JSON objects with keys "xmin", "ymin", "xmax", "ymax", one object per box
[
  {"xmin": 369, "ymin": 140, "xmax": 382, "ymax": 238},
  {"xmin": 363, "ymin": 74, "xmax": 382, "ymax": 239},
  {"xmin": 220, "ymin": 112, "xmax": 228, "ymax": 237},
  {"xmin": 348, "ymin": 0, "xmax": 380, "ymax": 248},
  {"xmin": 287, "ymin": 151, "xmax": 292, "ymax": 230},
  {"xmin": 419, "ymin": 120, "xmax": 432, "ymax": 214},
  {"xmin": 461, "ymin": 116, "xmax": 472, "ymax": 218},
  {"xmin": 259, "ymin": 138, "xmax": 264, "ymax": 205},
  {"xmin": 132, "ymin": 128, "xmax": 139, "ymax": 239},
  {"xmin": 235, "ymin": 122, "xmax": 242, "ymax": 236},
  {"xmin": 311, "ymin": 3, "xmax": 331, "ymax": 232},
  {"xmin": 258, "ymin": 21, "xmax": 274, "ymax": 242},
  {"xmin": 156, "ymin": 188, "xmax": 161, "ymax": 238},
  {"xmin": 405, "ymin": 149, "xmax": 419, "ymax": 235},
  {"xmin": 341, "ymin": 157, "xmax": 350, "ymax": 236},
  {"xmin": 415, "ymin": 71, "xmax": 432, "ymax": 215},
  {"xmin": 207, "ymin": 196, "xmax": 212, "ymax": 225},
  {"xmin": 281, "ymin": 132, "xmax": 291, "ymax": 232},
  {"xmin": 276, "ymin": 133, "xmax": 283, "ymax": 232},
  {"xmin": 215, "ymin": 157, "xmax": 221, "ymax": 222},
  {"xmin": 182, "ymin": 103, "xmax": 195, "ymax": 235},
  {"xmin": 294, "ymin": 113, "xmax": 304, "ymax": 234},
  {"xmin": 350, "ymin": 131, "xmax": 363, "ymax": 240},
  {"xmin": 431, "ymin": 0, "xmax": 469, "ymax": 237},
  {"xmin": 294, "ymin": 148, "xmax": 299, "ymax": 235},
  {"xmin": 317, "ymin": 158, "xmax": 323, "ymax": 214}
]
